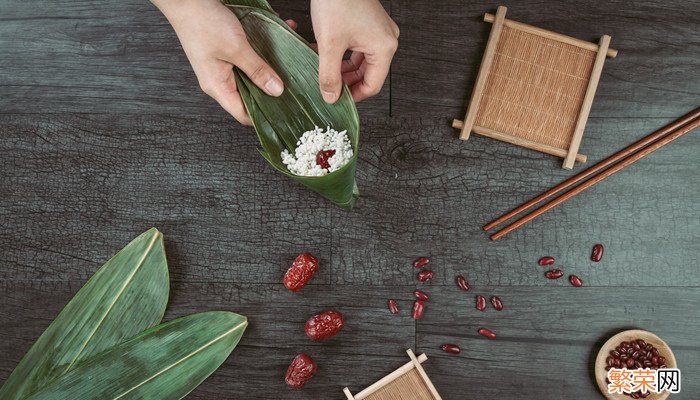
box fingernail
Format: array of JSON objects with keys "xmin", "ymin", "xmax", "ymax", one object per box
[
  {"xmin": 322, "ymin": 90, "xmax": 337, "ymax": 103},
  {"xmin": 265, "ymin": 77, "xmax": 284, "ymax": 96}
]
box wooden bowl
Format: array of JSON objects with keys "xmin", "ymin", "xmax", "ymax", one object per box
[{"xmin": 595, "ymin": 329, "xmax": 677, "ymax": 400}]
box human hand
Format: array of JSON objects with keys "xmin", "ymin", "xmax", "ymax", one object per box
[
  {"xmin": 310, "ymin": 0, "xmax": 399, "ymax": 104},
  {"xmin": 152, "ymin": 0, "xmax": 289, "ymax": 125}
]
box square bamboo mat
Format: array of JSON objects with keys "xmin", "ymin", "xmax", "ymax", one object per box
[
  {"xmin": 453, "ymin": 6, "xmax": 617, "ymax": 169},
  {"xmin": 343, "ymin": 350, "xmax": 441, "ymax": 400}
]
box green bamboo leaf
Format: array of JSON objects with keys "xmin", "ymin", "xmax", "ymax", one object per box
[
  {"xmin": 0, "ymin": 228, "xmax": 169, "ymax": 400},
  {"xmin": 27, "ymin": 311, "xmax": 248, "ymax": 400},
  {"xmin": 225, "ymin": 0, "xmax": 361, "ymax": 210}
]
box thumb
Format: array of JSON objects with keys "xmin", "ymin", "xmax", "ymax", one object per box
[
  {"xmin": 317, "ymin": 40, "xmax": 346, "ymax": 104},
  {"xmin": 232, "ymin": 43, "xmax": 284, "ymax": 97}
]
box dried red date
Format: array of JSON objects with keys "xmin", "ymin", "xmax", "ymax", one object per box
[
  {"xmin": 412, "ymin": 300, "xmax": 425, "ymax": 320},
  {"xmin": 414, "ymin": 290, "xmax": 429, "ymax": 301},
  {"xmin": 387, "ymin": 299, "xmax": 399, "ymax": 314},
  {"xmin": 413, "ymin": 257, "xmax": 430, "ymax": 268},
  {"xmin": 315, "ymin": 149, "xmax": 336, "ymax": 170},
  {"xmin": 285, "ymin": 353, "xmax": 317, "ymax": 390},
  {"xmin": 544, "ymin": 269, "xmax": 564, "ymax": 279},
  {"xmin": 569, "ymin": 275, "xmax": 583, "ymax": 287},
  {"xmin": 283, "ymin": 253, "xmax": 319, "ymax": 292},
  {"xmin": 591, "ymin": 244, "xmax": 604, "ymax": 262},
  {"xmin": 490, "ymin": 296, "xmax": 504, "ymax": 311},
  {"xmin": 538, "ymin": 256, "xmax": 555, "ymax": 266},
  {"xmin": 478, "ymin": 328, "xmax": 497, "ymax": 340},
  {"xmin": 441, "ymin": 343, "xmax": 461, "ymax": 354},
  {"xmin": 417, "ymin": 270, "xmax": 433, "ymax": 282},
  {"xmin": 475, "ymin": 295, "xmax": 486, "ymax": 311},
  {"xmin": 455, "ymin": 275, "xmax": 470, "ymax": 291},
  {"xmin": 305, "ymin": 310, "xmax": 344, "ymax": 341}
]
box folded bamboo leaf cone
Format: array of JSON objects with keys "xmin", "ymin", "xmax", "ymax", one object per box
[{"xmin": 225, "ymin": 0, "xmax": 361, "ymax": 210}]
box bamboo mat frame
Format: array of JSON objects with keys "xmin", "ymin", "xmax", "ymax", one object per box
[
  {"xmin": 453, "ymin": 6, "xmax": 617, "ymax": 169},
  {"xmin": 342, "ymin": 349, "xmax": 442, "ymax": 400}
]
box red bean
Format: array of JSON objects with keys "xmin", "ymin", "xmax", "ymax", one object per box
[
  {"xmin": 591, "ymin": 244, "xmax": 604, "ymax": 262},
  {"xmin": 387, "ymin": 299, "xmax": 399, "ymax": 314},
  {"xmin": 413, "ymin": 290, "xmax": 429, "ymax": 301},
  {"xmin": 455, "ymin": 275, "xmax": 470, "ymax": 291},
  {"xmin": 441, "ymin": 343, "xmax": 461, "ymax": 354},
  {"xmin": 490, "ymin": 296, "xmax": 504, "ymax": 311},
  {"xmin": 413, "ymin": 257, "xmax": 430, "ymax": 268},
  {"xmin": 412, "ymin": 300, "xmax": 425, "ymax": 320},
  {"xmin": 538, "ymin": 256, "xmax": 555, "ymax": 266},
  {"xmin": 544, "ymin": 269, "xmax": 564, "ymax": 279},
  {"xmin": 475, "ymin": 295, "xmax": 486, "ymax": 311},
  {"xmin": 478, "ymin": 328, "xmax": 496, "ymax": 340},
  {"xmin": 569, "ymin": 275, "xmax": 583, "ymax": 287},
  {"xmin": 417, "ymin": 270, "xmax": 433, "ymax": 282}
]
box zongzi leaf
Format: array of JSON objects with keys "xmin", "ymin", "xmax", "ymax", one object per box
[
  {"xmin": 225, "ymin": 0, "xmax": 361, "ymax": 210},
  {"xmin": 27, "ymin": 311, "xmax": 248, "ymax": 400},
  {"xmin": 0, "ymin": 228, "xmax": 169, "ymax": 400}
]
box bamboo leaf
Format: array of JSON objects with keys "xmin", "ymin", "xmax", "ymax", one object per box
[
  {"xmin": 0, "ymin": 228, "xmax": 169, "ymax": 400},
  {"xmin": 27, "ymin": 312, "xmax": 248, "ymax": 400},
  {"xmin": 226, "ymin": 0, "xmax": 361, "ymax": 209}
]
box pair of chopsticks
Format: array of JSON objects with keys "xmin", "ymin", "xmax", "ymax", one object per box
[{"xmin": 485, "ymin": 107, "xmax": 700, "ymax": 240}]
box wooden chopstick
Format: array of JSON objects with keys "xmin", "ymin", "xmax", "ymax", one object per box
[
  {"xmin": 487, "ymin": 109, "xmax": 700, "ymax": 240},
  {"xmin": 483, "ymin": 107, "xmax": 700, "ymax": 232}
]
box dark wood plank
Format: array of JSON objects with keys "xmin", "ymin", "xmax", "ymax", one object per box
[
  {"xmin": 1, "ymin": 114, "xmax": 698, "ymax": 286},
  {"xmin": 416, "ymin": 286, "xmax": 700, "ymax": 399},
  {"xmin": 390, "ymin": 0, "xmax": 700, "ymax": 118},
  {"xmin": 331, "ymin": 116, "xmax": 700, "ymax": 286},
  {"xmin": 0, "ymin": 0, "xmax": 389, "ymax": 117},
  {"xmin": 0, "ymin": 280, "xmax": 415, "ymax": 400}
]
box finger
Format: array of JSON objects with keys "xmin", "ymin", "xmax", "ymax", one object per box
[
  {"xmin": 207, "ymin": 71, "xmax": 253, "ymax": 125},
  {"xmin": 349, "ymin": 51, "xmax": 393, "ymax": 102},
  {"xmin": 317, "ymin": 39, "xmax": 347, "ymax": 103},
  {"xmin": 342, "ymin": 62, "xmax": 365, "ymax": 87},
  {"xmin": 341, "ymin": 51, "xmax": 364, "ymax": 73},
  {"xmin": 226, "ymin": 42, "xmax": 284, "ymax": 97},
  {"xmin": 285, "ymin": 19, "xmax": 298, "ymax": 31}
]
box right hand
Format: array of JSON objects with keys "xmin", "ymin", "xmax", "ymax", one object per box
[{"xmin": 152, "ymin": 0, "xmax": 287, "ymax": 125}]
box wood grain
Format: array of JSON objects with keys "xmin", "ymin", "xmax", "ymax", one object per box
[
  {"xmin": 0, "ymin": 0, "xmax": 389, "ymax": 118},
  {"xmin": 0, "ymin": 1, "xmax": 698, "ymax": 399},
  {"xmin": 390, "ymin": 0, "xmax": 699, "ymax": 118},
  {"xmin": 1, "ymin": 115, "xmax": 698, "ymax": 287}
]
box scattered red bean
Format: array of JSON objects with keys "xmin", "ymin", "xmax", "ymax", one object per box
[
  {"xmin": 285, "ymin": 353, "xmax": 317, "ymax": 389},
  {"xmin": 413, "ymin": 257, "xmax": 430, "ymax": 269},
  {"xmin": 387, "ymin": 299, "xmax": 399, "ymax": 314},
  {"xmin": 478, "ymin": 328, "xmax": 497, "ymax": 340},
  {"xmin": 544, "ymin": 269, "xmax": 564, "ymax": 279},
  {"xmin": 490, "ymin": 296, "xmax": 504, "ymax": 311},
  {"xmin": 412, "ymin": 300, "xmax": 425, "ymax": 320},
  {"xmin": 417, "ymin": 270, "xmax": 434, "ymax": 282},
  {"xmin": 569, "ymin": 275, "xmax": 583, "ymax": 287},
  {"xmin": 538, "ymin": 256, "xmax": 555, "ymax": 266},
  {"xmin": 315, "ymin": 149, "xmax": 336, "ymax": 170},
  {"xmin": 441, "ymin": 343, "xmax": 461, "ymax": 354},
  {"xmin": 283, "ymin": 253, "xmax": 319, "ymax": 292},
  {"xmin": 305, "ymin": 310, "xmax": 344, "ymax": 341},
  {"xmin": 455, "ymin": 275, "xmax": 470, "ymax": 291},
  {"xmin": 475, "ymin": 295, "xmax": 486, "ymax": 311},
  {"xmin": 413, "ymin": 290, "xmax": 429, "ymax": 301},
  {"xmin": 591, "ymin": 244, "xmax": 604, "ymax": 262}
]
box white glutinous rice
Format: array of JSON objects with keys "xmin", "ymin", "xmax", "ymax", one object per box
[{"xmin": 281, "ymin": 126, "xmax": 353, "ymax": 177}]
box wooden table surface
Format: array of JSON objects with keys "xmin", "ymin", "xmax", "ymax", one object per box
[{"xmin": 1, "ymin": 1, "xmax": 698, "ymax": 399}]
